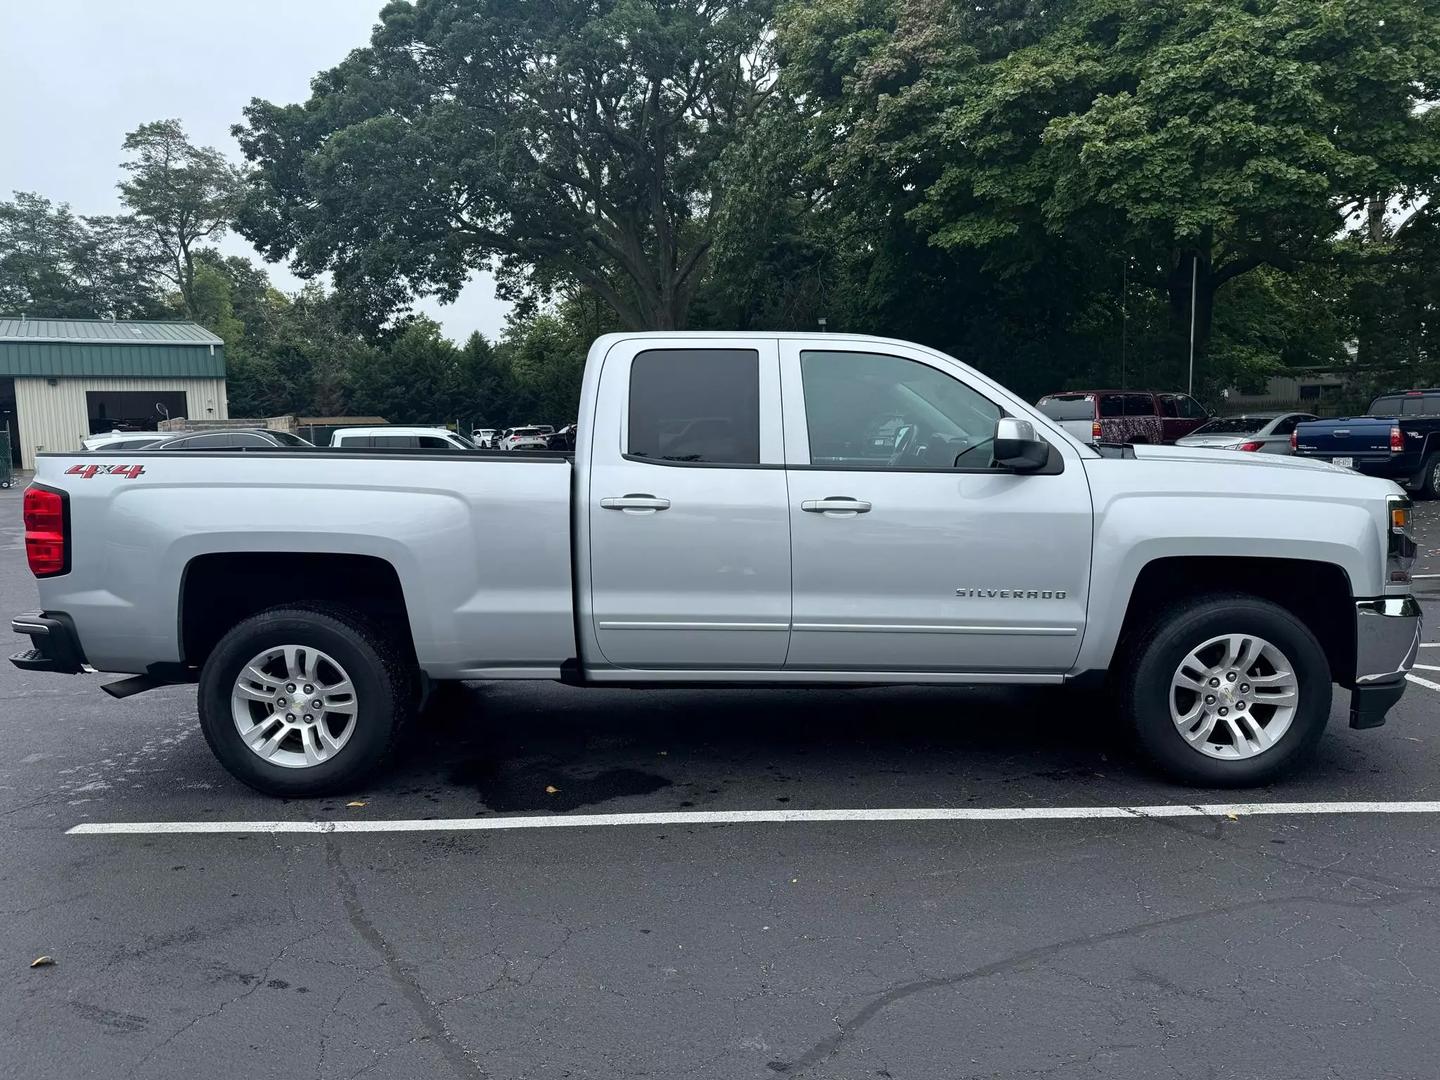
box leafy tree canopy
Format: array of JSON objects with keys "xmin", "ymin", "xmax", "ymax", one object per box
[{"xmin": 234, "ymin": 0, "xmax": 776, "ymax": 332}]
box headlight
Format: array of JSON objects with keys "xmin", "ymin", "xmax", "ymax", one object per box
[{"xmin": 1387, "ymin": 494, "xmax": 1415, "ymax": 585}]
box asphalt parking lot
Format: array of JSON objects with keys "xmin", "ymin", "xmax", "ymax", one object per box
[{"xmin": 5, "ymin": 477, "xmax": 1440, "ymax": 1079}]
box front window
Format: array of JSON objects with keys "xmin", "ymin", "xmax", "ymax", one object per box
[{"xmin": 799, "ymin": 350, "xmax": 1001, "ymax": 468}]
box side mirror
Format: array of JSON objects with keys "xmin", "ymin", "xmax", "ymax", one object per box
[{"xmin": 993, "ymin": 417, "xmax": 1050, "ymax": 472}]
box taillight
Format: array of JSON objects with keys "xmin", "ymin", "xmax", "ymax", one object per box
[
  {"xmin": 1289, "ymin": 430, "xmax": 1298, "ymax": 451},
  {"xmin": 1237, "ymin": 441, "xmax": 1264, "ymax": 452},
  {"xmin": 1091, "ymin": 420, "xmax": 1102, "ymax": 440},
  {"xmin": 1390, "ymin": 425, "xmax": 1403, "ymax": 452},
  {"xmin": 23, "ymin": 485, "xmax": 68, "ymax": 577}
]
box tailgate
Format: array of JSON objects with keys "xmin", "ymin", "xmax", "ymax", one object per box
[{"xmin": 1294, "ymin": 417, "xmax": 1394, "ymax": 457}]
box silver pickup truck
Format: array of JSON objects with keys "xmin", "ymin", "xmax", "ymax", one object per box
[{"xmin": 11, "ymin": 333, "xmax": 1422, "ymax": 794}]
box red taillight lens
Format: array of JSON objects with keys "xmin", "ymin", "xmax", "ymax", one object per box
[
  {"xmin": 1290, "ymin": 430, "xmax": 1298, "ymax": 451},
  {"xmin": 23, "ymin": 485, "xmax": 68, "ymax": 577},
  {"xmin": 1237, "ymin": 440, "xmax": 1264, "ymax": 452},
  {"xmin": 1091, "ymin": 420, "xmax": 1102, "ymax": 440},
  {"xmin": 1391, "ymin": 425, "xmax": 1404, "ymax": 452}
]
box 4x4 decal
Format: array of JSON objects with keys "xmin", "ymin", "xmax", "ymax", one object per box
[{"xmin": 65, "ymin": 463, "xmax": 146, "ymax": 479}]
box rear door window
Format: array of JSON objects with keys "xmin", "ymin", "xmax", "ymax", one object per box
[
  {"xmin": 1157, "ymin": 394, "xmax": 1179, "ymax": 418},
  {"xmin": 371, "ymin": 435, "xmax": 420, "ymax": 449},
  {"xmin": 1124, "ymin": 394, "xmax": 1156, "ymax": 416},
  {"xmin": 628, "ymin": 349, "xmax": 760, "ymax": 464},
  {"xmin": 1098, "ymin": 394, "xmax": 1125, "ymax": 418}
]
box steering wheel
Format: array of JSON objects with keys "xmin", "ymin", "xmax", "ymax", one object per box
[{"xmin": 888, "ymin": 424, "xmax": 919, "ymax": 466}]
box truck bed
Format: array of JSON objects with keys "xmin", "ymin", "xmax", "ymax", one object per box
[{"xmin": 29, "ymin": 448, "xmax": 577, "ymax": 679}]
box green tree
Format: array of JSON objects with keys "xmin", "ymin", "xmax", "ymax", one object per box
[
  {"xmin": 778, "ymin": 0, "xmax": 1440, "ymax": 380},
  {"xmin": 0, "ymin": 192, "xmax": 166, "ymax": 318},
  {"xmin": 234, "ymin": 0, "xmax": 777, "ymax": 331},
  {"xmin": 119, "ymin": 119, "xmax": 245, "ymax": 318},
  {"xmin": 348, "ymin": 317, "xmax": 466, "ymax": 424}
]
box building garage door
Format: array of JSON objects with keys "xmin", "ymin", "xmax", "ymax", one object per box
[{"xmin": 86, "ymin": 389, "xmax": 188, "ymax": 434}]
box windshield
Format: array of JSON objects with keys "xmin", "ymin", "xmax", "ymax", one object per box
[
  {"xmin": 1037, "ymin": 397, "xmax": 1094, "ymax": 421},
  {"xmin": 1190, "ymin": 417, "xmax": 1268, "ymax": 436},
  {"xmin": 269, "ymin": 430, "xmax": 314, "ymax": 446}
]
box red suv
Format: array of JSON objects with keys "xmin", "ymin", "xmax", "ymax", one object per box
[{"xmin": 1036, "ymin": 390, "xmax": 1210, "ymax": 445}]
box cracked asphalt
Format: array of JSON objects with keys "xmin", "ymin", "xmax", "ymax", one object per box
[{"xmin": 4, "ymin": 477, "xmax": 1440, "ymax": 1079}]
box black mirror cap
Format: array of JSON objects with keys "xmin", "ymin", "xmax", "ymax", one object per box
[{"xmin": 995, "ymin": 436, "xmax": 1050, "ymax": 471}]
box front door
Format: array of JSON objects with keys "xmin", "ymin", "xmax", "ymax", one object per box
[
  {"xmin": 587, "ymin": 338, "xmax": 792, "ymax": 669},
  {"xmin": 780, "ymin": 342, "xmax": 1092, "ymax": 673}
]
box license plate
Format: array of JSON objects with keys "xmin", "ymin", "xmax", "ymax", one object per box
[{"xmin": 1332, "ymin": 456, "xmax": 1354, "ymax": 469}]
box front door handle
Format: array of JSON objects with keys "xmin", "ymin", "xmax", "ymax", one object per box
[
  {"xmin": 801, "ymin": 497, "xmax": 872, "ymax": 516},
  {"xmin": 600, "ymin": 494, "xmax": 671, "ymax": 513}
]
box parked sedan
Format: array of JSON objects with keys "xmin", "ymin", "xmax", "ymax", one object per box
[
  {"xmin": 155, "ymin": 429, "xmax": 315, "ymax": 450},
  {"xmin": 1175, "ymin": 412, "xmax": 1317, "ymax": 454},
  {"xmin": 501, "ymin": 426, "xmax": 549, "ymax": 450}
]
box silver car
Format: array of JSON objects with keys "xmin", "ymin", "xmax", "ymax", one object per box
[{"xmin": 1175, "ymin": 411, "xmax": 1317, "ymax": 455}]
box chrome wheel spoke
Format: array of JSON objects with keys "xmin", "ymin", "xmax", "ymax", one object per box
[{"xmin": 1235, "ymin": 636, "xmax": 1264, "ymax": 675}]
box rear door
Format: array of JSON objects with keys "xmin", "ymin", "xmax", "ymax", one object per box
[
  {"xmin": 587, "ymin": 338, "xmax": 791, "ymax": 669},
  {"xmin": 780, "ymin": 341, "xmax": 1091, "ymax": 674},
  {"xmin": 1125, "ymin": 394, "xmax": 1164, "ymax": 443}
]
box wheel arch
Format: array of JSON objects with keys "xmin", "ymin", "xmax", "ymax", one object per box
[
  {"xmin": 179, "ymin": 552, "xmax": 415, "ymax": 669},
  {"xmin": 1105, "ymin": 556, "xmax": 1356, "ymax": 687}
]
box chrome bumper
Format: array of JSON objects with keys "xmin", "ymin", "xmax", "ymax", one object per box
[
  {"xmin": 1350, "ymin": 597, "xmax": 1422, "ymax": 730},
  {"xmin": 1354, "ymin": 597, "xmax": 1422, "ymax": 685}
]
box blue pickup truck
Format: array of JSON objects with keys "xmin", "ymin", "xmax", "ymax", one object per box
[{"xmin": 1294, "ymin": 390, "xmax": 1440, "ymax": 496}]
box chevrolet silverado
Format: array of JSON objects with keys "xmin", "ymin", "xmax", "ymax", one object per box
[{"xmin": 11, "ymin": 333, "xmax": 1422, "ymax": 794}]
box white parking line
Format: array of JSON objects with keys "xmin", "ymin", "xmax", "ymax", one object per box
[
  {"xmin": 1412, "ymin": 663, "xmax": 1440, "ymax": 672},
  {"xmin": 1407, "ymin": 673, "xmax": 1440, "ymax": 692},
  {"xmin": 64, "ymin": 802, "xmax": 1440, "ymax": 835},
  {"xmin": 1420, "ymin": 643, "xmax": 1440, "ymax": 648}
]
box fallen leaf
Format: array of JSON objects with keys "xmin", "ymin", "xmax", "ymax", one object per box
[
  {"xmin": 545, "ymin": 785, "xmax": 559, "ymax": 794},
  {"xmin": 30, "ymin": 956, "xmax": 54, "ymax": 968},
  {"xmin": 1225, "ymin": 813, "xmax": 1239, "ymax": 821},
  {"xmin": 346, "ymin": 801, "xmax": 367, "ymax": 808}
]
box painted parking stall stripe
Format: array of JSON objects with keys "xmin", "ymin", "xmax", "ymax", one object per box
[{"xmin": 65, "ymin": 802, "xmax": 1440, "ymax": 835}]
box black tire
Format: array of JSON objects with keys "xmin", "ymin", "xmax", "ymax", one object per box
[
  {"xmin": 197, "ymin": 605, "xmax": 416, "ymax": 796},
  {"xmin": 1418, "ymin": 453, "xmax": 1440, "ymax": 500},
  {"xmin": 1120, "ymin": 593, "xmax": 1331, "ymax": 787}
]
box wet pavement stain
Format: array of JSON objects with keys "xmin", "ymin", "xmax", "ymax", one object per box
[{"xmin": 450, "ymin": 761, "xmax": 673, "ymax": 812}]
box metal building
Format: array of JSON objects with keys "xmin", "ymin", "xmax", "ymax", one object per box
[{"xmin": 0, "ymin": 319, "xmax": 229, "ymax": 469}]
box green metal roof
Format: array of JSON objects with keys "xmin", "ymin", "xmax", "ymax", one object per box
[
  {"xmin": 0, "ymin": 319, "xmax": 225, "ymax": 378},
  {"xmin": 0, "ymin": 318, "xmax": 223, "ymax": 345}
]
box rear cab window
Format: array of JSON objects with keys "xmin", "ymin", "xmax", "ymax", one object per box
[{"xmin": 627, "ymin": 349, "xmax": 760, "ymax": 464}]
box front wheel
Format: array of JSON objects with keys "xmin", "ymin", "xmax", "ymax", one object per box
[
  {"xmin": 1120, "ymin": 594, "xmax": 1331, "ymax": 786},
  {"xmin": 197, "ymin": 606, "xmax": 416, "ymax": 796}
]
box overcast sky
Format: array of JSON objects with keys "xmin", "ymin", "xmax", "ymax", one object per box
[{"xmin": 0, "ymin": 0, "xmax": 511, "ymax": 341}]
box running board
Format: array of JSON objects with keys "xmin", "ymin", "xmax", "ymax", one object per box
[{"xmin": 101, "ymin": 666, "xmax": 197, "ymax": 699}]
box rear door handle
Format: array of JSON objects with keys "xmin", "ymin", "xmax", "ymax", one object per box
[
  {"xmin": 801, "ymin": 497, "xmax": 872, "ymax": 516},
  {"xmin": 600, "ymin": 494, "xmax": 671, "ymax": 513}
]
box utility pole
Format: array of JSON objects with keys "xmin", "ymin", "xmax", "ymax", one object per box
[{"xmin": 1188, "ymin": 253, "xmax": 1198, "ymax": 397}]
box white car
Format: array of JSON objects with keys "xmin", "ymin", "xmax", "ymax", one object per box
[
  {"xmin": 501, "ymin": 427, "xmax": 549, "ymax": 450},
  {"xmin": 81, "ymin": 431, "xmax": 162, "ymax": 451},
  {"xmin": 329, "ymin": 426, "xmax": 474, "ymax": 450},
  {"xmin": 472, "ymin": 428, "xmax": 498, "ymax": 449}
]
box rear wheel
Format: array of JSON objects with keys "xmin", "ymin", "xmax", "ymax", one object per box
[
  {"xmin": 197, "ymin": 606, "xmax": 415, "ymax": 796},
  {"xmin": 1120, "ymin": 594, "xmax": 1331, "ymax": 786}
]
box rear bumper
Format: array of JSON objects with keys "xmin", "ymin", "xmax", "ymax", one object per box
[
  {"xmin": 1349, "ymin": 597, "xmax": 1422, "ymax": 729},
  {"xmin": 8, "ymin": 611, "xmax": 87, "ymax": 674},
  {"xmin": 1297, "ymin": 454, "xmax": 1412, "ymax": 480}
]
